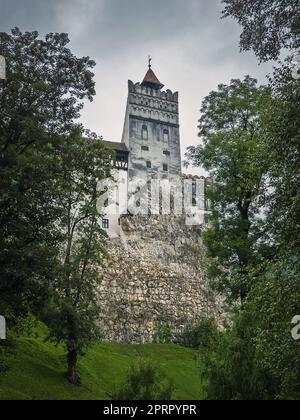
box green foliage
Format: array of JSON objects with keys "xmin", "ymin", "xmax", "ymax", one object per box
[
  {"xmin": 265, "ymin": 61, "xmax": 300, "ymax": 254},
  {"xmin": 187, "ymin": 76, "xmax": 272, "ymax": 300},
  {"xmin": 200, "ymin": 318, "xmax": 276, "ymax": 400},
  {"xmin": 0, "ymin": 344, "xmax": 9, "ymax": 374},
  {"xmin": 184, "ymin": 0, "xmax": 300, "ymax": 401},
  {"xmin": 187, "ymin": 56, "xmax": 300, "ymax": 399},
  {"xmin": 190, "ymin": 74, "xmax": 300, "ymax": 397},
  {"xmin": 188, "ymin": 70, "xmax": 300, "ymax": 397},
  {"xmin": 0, "ymin": 28, "xmax": 97, "ymax": 319},
  {"xmin": 154, "ymin": 322, "xmax": 172, "ymax": 344},
  {"xmin": 222, "ymin": 0, "xmax": 300, "ymax": 62},
  {"xmin": 0, "ymin": 28, "xmax": 112, "ymax": 385},
  {"xmin": 200, "ymin": 257, "xmax": 300, "ymax": 400},
  {"xmin": 111, "ymin": 360, "xmax": 174, "ymax": 401},
  {"xmin": 41, "ymin": 133, "xmax": 110, "ymax": 349},
  {"xmin": 245, "ymin": 257, "xmax": 300, "ymax": 399},
  {"xmin": 0, "ymin": 335, "xmax": 202, "ymax": 400},
  {"xmin": 40, "ymin": 130, "xmax": 111, "ymax": 384},
  {"xmin": 181, "ymin": 320, "xmax": 218, "ymax": 350}
]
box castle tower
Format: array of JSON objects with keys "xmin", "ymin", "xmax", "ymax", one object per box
[
  {"xmin": 101, "ymin": 62, "xmax": 210, "ymax": 236},
  {"xmin": 122, "ymin": 60, "xmax": 182, "ymax": 182}
]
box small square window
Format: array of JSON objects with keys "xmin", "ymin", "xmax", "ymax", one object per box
[
  {"xmin": 102, "ymin": 219, "xmax": 109, "ymax": 229},
  {"xmin": 163, "ymin": 164, "xmax": 168, "ymax": 172},
  {"xmin": 141, "ymin": 145, "xmax": 149, "ymax": 151},
  {"xmin": 146, "ymin": 161, "xmax": 152, "ymax": 169},
  {"xmin": 163, "ymin": 150, "xmax": 170, "ymax": 156}
]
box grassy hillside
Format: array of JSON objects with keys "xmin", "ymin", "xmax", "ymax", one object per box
[{"xmin": 0, "ymin": 335, "xmax": 204, "ymax": 400}]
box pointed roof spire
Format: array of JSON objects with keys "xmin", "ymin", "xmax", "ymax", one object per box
[{"xmin": 141, "ymin": 56, "xmax": 164, "ymax": 90}]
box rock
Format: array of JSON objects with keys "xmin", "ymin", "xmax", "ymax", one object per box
[{"xmin": 97, "ymin": 215, "xmax": 225, "ymax": 343}]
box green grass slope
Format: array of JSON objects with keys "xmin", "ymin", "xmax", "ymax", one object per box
[{"xmin": 0, "ymin": 336, "xmax": 204, "ymax": 400}]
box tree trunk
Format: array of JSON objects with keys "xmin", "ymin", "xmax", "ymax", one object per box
[
  {"xmin": 237, "ymin": 192, "xmax": 252, "ymax": 302},
  {"xmin": 67, "ymin": 337, "xmax": 80, "ymax": 385}
]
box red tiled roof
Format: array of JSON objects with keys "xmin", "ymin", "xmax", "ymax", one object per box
[{"xmin": 141, "ymin": 68, "xmax": 164, "ymax": 90}]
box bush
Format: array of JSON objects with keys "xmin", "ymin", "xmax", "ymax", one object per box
[
  {"xmin": 0, "ymin": 337, "xmax": 16, "ymax": 374},
  {"xmin": 154, "ymin": 322, "xmax": 172, "ymax": 344},
  {"xmin": 200, "ymin": 257, "xmax": 300, "ymax": 400},
  {"xmin": 111, "ymin": 361, "xmax": 174, "ymax": 400},
  {"xmin": 181, "ymin": 319, "xmax": 218, "ymax": 350}
]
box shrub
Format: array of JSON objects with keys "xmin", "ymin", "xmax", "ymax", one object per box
[
  {"xmin": 111, "ymin": 361, "xmax": 174, "ymax": 400},
  {"xmin": 154, "ymin": 322, "xmax": 172, "ymax": 344},
  {"xmin": 181, "ymin": 319, "xmax": 218, "ymax": 350}
]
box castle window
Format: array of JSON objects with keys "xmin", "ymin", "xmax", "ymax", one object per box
[
  {"xmin": 102, "ymin": 219, "xmax": 109, "ymax": 229},
  {"xmin": 131, "ymin": 121, "xmax": 137, "ymax": 137},
  {"xmin": 141, "ymin": 145, "xmax": 149, "ymax": 151},
  {"xmin": 142, "ymin": 125, "xmax": 148, "ymax": 140},
  {"xmin": 205, "ymin": 199, "xmax": 210, "ymax": 211},
  {"xmin": 163, "ymin": 129, "xmax": 169, "ymax": 142},
  {"xmin": 163, "ymin": 150, "xmax": 170, "ymax": 156},
  {"xmin": 146, "ymin": 161, "xmax": 152, "ymax": 169},
  {"xmin": 163, "ymin": 163, "xmax": 168, "ymax": 172}
]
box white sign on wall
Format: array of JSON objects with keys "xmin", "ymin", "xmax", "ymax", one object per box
[{"xmin": 0, "ymin": 55, "xmax": 6, "ymax": 80}]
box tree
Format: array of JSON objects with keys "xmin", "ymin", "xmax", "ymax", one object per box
[
  {"xmin": 0, "ymin": 28, "xmax": 96, "ymax": 319},
  {"xmin": 0, "ymin": 28, "xmax": 113, "ymax": 383},
  {"xmin": 222, "ymin": 0, "xmax": 300, "ymax": 62},
  {"xmin": 186, "ymin": 76, "xmax": 272, "ymax": 301},
  {"xmin": 265, "ymin": 63, "xmax": 300, "ymax": 254},
  {"xmin": 200, "ymin": 257, "xmax": 300, "ymax": 400},
  {"xmin": 188, "ymin": 75, "xmax": 300, "ymax": 396},
  {"xmin": 194, "ymin": 1, "xmax": 300, "ymax": 400},
  {"xmin": 245, "ymin": 257, "xmax": 300, "ymax": 400},
  {"xmin": 222, "ymin": 1, "xmax": 300, "ymax": 248},
  {"xmin": 42, "ymin": 131, "xmax": 111, "ymax": 385}
]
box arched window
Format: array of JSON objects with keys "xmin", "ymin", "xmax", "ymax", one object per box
[{"xmin": 142, "ymin": 125, "xmax": 148, "ymax": 140}]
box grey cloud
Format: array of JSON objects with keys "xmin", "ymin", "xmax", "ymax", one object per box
[
  {"xmin": 0, "ymin": 0, "xmax": 223, "ymax": 55},
  {"xmin": 0, "ymin": 0, "xmax": 273, "ymax": 175}
]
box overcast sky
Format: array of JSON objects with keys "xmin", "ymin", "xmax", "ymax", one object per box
[{"xmin": 1, "ymin": 0, "xmax": 273, "ymax": 174}]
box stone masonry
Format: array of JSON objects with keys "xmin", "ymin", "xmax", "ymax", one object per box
[{"xmin": 98, "ymin": 215, "xmax": 224, "ymax": 343}]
